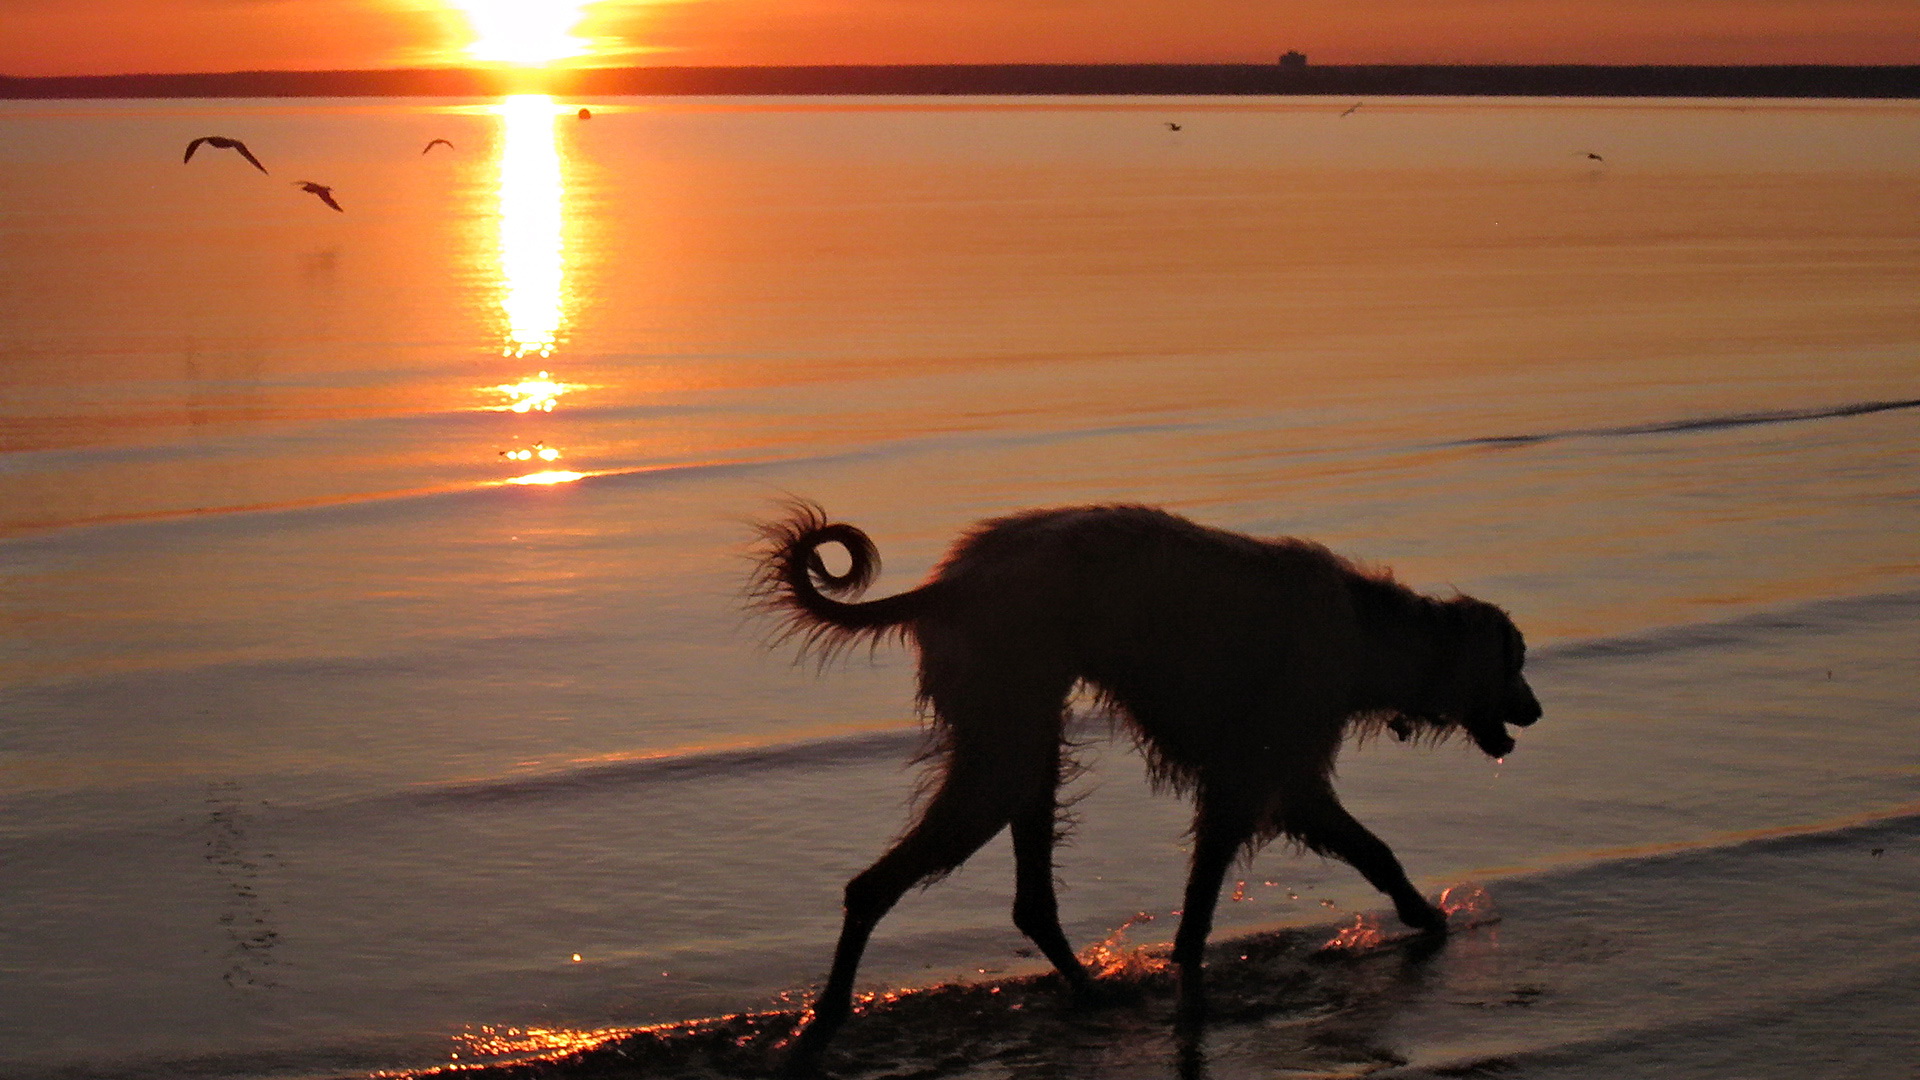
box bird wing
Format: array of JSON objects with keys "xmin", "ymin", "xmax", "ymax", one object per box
[
  {"xmin": 231, "ymin": 140, "xmax": 270, "ymax": 174},
  {"xmin": 316, "ymin": 188, "xmax": 343, "ymax": 212},
  {"xmin": 423, "ymin": 138, "xmax": 454, "ymax": 154},
  {"xmin": 184, "ymin": 137, "xmax": 209, "ymax": 163}
]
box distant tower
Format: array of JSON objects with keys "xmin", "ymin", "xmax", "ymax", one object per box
[{"xmin": 1279, "ymin": 50, "xmax": 1308, "ymax": 69}]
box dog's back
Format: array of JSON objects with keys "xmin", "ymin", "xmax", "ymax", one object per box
[{"xmin": 921, "ymin": 506, "xmax": 1369, "ymax": 762}]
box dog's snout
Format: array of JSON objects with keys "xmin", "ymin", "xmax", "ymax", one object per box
[{"xmin": 1509, "ymin": 680, "xmax": 1542, "ymax": 726}]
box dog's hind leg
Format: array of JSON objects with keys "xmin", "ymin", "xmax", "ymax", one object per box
[
  {"xmin": 1010, "ymin": 776, "xmax": 1095, "ymax": 995},
  {"xmin": 786, "ymin": 690, "xmax": 1065, "ymax": 1071},
  {"xmin": 1281, "ymin": 784, "xmax": 1445, "ymax": 933}
]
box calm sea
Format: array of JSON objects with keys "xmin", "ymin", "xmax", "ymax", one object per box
[{"xmin": 1, "ymin": 95, "xmax": 1916, "ymax": 1080}]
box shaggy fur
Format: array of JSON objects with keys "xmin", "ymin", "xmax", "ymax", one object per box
[{"xmin": 751, "ymin": 500, "xmax": 1542, "ymax": 1068}]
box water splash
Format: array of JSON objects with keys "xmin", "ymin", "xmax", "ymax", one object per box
[
  {"xmin": 1319, "ymin": 884, "xmax": 1499, "ymax": 953},
  {"xmin": 1319, "ymin": 913, "xmax": 1386, "ymax": 953},
  {"xmin": 1439, "ymin": 882, "xmax": 1499, "ymax": 928},
  {"xmin": 1078, "ymin": 911, "xmax": 1170, "ymax": 979}
]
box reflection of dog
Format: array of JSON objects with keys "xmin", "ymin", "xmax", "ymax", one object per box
[{"xmin": 753, "ymin": 501, "xmax": 1542, "ymax": 1065}]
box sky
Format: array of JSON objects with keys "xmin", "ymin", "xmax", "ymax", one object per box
[{"xmin": 2, "ymin": 0, "xmax": 1917, "ymax": 77}]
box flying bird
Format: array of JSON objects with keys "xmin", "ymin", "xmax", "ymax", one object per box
[
  {"xmin": 293, "ymin": 181, "xmax": 343, "ymax": 212},
  {"xmin": 183, "ymin": 136, "xmax": 268, "ymax": 174},
  {"xmin": 1582, "ymin": 151, "xmax": 1606, "ymax": 162},
  {"xmin": 422, "ymin": 138, "xmax": 455, "ymax": 154},
  {"xmin": 1340, "ymin": 101, "xmax": 1363, "ymax": 117},
  {"xmin": 1165, "ymin": 122, "xmax": 1182, "ymax": 131}
]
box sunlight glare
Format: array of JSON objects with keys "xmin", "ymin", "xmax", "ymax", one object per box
[
  {"xmin": 452, "ymin": 1023, "xmax": 621, "ymax": 1060},
  {"xmin": 452, "ymin": 1, "xmax": 595, "ymax": 65},
  {"xmin": 490, "ymin": 371, "xmax": 569, "ymax": 412},
  {"xmin": 500, "ymin": 442, "xmax": 562, "ymax": 462},
  {"xmin": 507, "ymin": 470, "xmax": 585, "ymax": 485},
  {"xmin": 494, "ymin": 95, "xmax": 566, "ymax": 358}
]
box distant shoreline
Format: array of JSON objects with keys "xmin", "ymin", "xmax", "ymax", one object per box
[{"xmin": 3, "ymin": 64, "xmax": 1917, "ymax": 100}]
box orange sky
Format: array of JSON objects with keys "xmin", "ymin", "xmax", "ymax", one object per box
[{"xmin": 4, "ymin": 0, "xmax": 1917, "ymax": 77}]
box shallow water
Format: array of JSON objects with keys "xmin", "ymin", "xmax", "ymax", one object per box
[{"xmin": 0, "ymin": 95, "xmax": 1916, "ymax": 1079}]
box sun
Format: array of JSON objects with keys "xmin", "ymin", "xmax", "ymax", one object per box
[{"xmin": 450, "ymin": 1, "xmax": 597, "ymax": 65}]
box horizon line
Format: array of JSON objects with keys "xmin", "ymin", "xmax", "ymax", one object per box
[{"xmin": 7, "ymin": 60, "xmax": 1920, "ymax": 81}]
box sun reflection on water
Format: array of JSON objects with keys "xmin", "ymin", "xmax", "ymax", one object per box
[
  {"xmin": 482, "ymin": 97, "xmax": 584, "ymax": 485},
  {"xmin": 448, "ymin": 1023, "xmax": 623, "ymax": 1063},
  {"xmin": 500, "ymin": 442, "xmax": 562, "ymax": 462},
  {"xmin": 489, "ymin": 370, "xmax": 569, "ymax": 412},
  {"xmin": 506, "ymin": 470, "xmax": 584, "ymax": 486},
  {"xmin": 494, "ymin": 94, "xmax": 566, "ymax": 359}
]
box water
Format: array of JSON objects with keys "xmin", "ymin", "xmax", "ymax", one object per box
[{"xmin": 1, "ymin": 95, "xmax": 1916, "ymax": 1079}]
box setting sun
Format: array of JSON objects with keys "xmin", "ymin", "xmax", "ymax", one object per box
[{"xmin": 450, "ymin": 1, "xmax": 597, "ymax": 65}]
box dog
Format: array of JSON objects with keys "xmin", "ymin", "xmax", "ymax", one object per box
[{"xmin": 751, "ymin": 501, "xmax": 1541, "ymax": 1067}]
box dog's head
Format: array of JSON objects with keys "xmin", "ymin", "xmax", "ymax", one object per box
[{"xmin": 1432, "ymin": 597, "xmax": 1541, "ymax": 758}]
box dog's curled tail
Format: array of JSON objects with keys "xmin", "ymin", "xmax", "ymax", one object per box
[{"xmin": 751, "ymin": 500, "xmax": 935, "ymax": 659}]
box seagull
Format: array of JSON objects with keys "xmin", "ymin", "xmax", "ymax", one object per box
[
  {"xmin": 1582, "ymin": 151, "xmax": 1605, "ymax": 162},
  {"xmin": 1165, "ymin": 122, "xmax": 1182, "ymax": 131},
  {"xmin": 293, "ymin": 181, "xmax": 343, "ymax": 212},
  {"xmin": 183, "ymin": 136, "xmax": 268, "ymax": 174},
  {"xmin": 1340, "ymin": 101, "xmax": 1363, "ymax": 117},
  {"xmin": 422, "ymin": 138, "xmax": 455, "ymax": 154}
]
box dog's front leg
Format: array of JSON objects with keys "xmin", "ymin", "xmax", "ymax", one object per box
[{"xmin": 1283, "ymin": 785, "xmax": 1445, "ymax": 933}]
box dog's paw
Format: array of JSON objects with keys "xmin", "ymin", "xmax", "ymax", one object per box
[{"xmin": 1396, "ymin": 898, "xmax": 1449, "ymax": 935}]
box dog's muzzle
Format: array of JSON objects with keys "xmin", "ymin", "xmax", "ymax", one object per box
[
  {"xmin": 1470, "ymin": 682, "xmax": 1541, "ymax": 758},
  {"xmin": 1470, "ymin": 723, "xmax": 1517, "ymax": 759}
]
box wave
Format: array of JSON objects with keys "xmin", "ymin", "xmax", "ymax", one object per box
[
  {"xmin": 397, "ymin": 727, "xmax": 926, "ymax": 807},
  {"xmin": 1448, "ymin": 396, "xmax": 1920, "ymax": 449},
  {"xmin": 1, "ymin": 417, "xmax": 1203, "ymax": 542},
  {"xmin": 1531, "ymin": 582, "xmax": 1920, "ymax": 665},
  {"xmin": 15, "ymin": 387, "xmax": 1913, "ymax": 541}
]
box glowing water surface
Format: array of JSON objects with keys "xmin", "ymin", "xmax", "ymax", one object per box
[
  {"xmin": 0, "ymin": 96, "xmax": 1915, "ymax": 1080},
  {"xmin": 488, "ymin": 95, "xmax": 581, "ymax": 484},
  {"xmin": 493, "ymin": 94, "xmax": 567, "ymax": 359}
]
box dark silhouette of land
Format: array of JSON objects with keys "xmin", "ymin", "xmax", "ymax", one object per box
[{"xmin": 3, "ymin": 64, "xmax": 1916, "ymax": 99}]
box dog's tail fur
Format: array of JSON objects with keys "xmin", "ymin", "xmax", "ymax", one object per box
[{"xmin": 750, "ymin": 501, "xmax": 938, "ymax": 658}]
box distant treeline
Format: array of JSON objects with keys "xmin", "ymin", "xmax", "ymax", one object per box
[{"xmin": 4, "ymin": 64, "xmax": 1917, "ymax": 99}]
